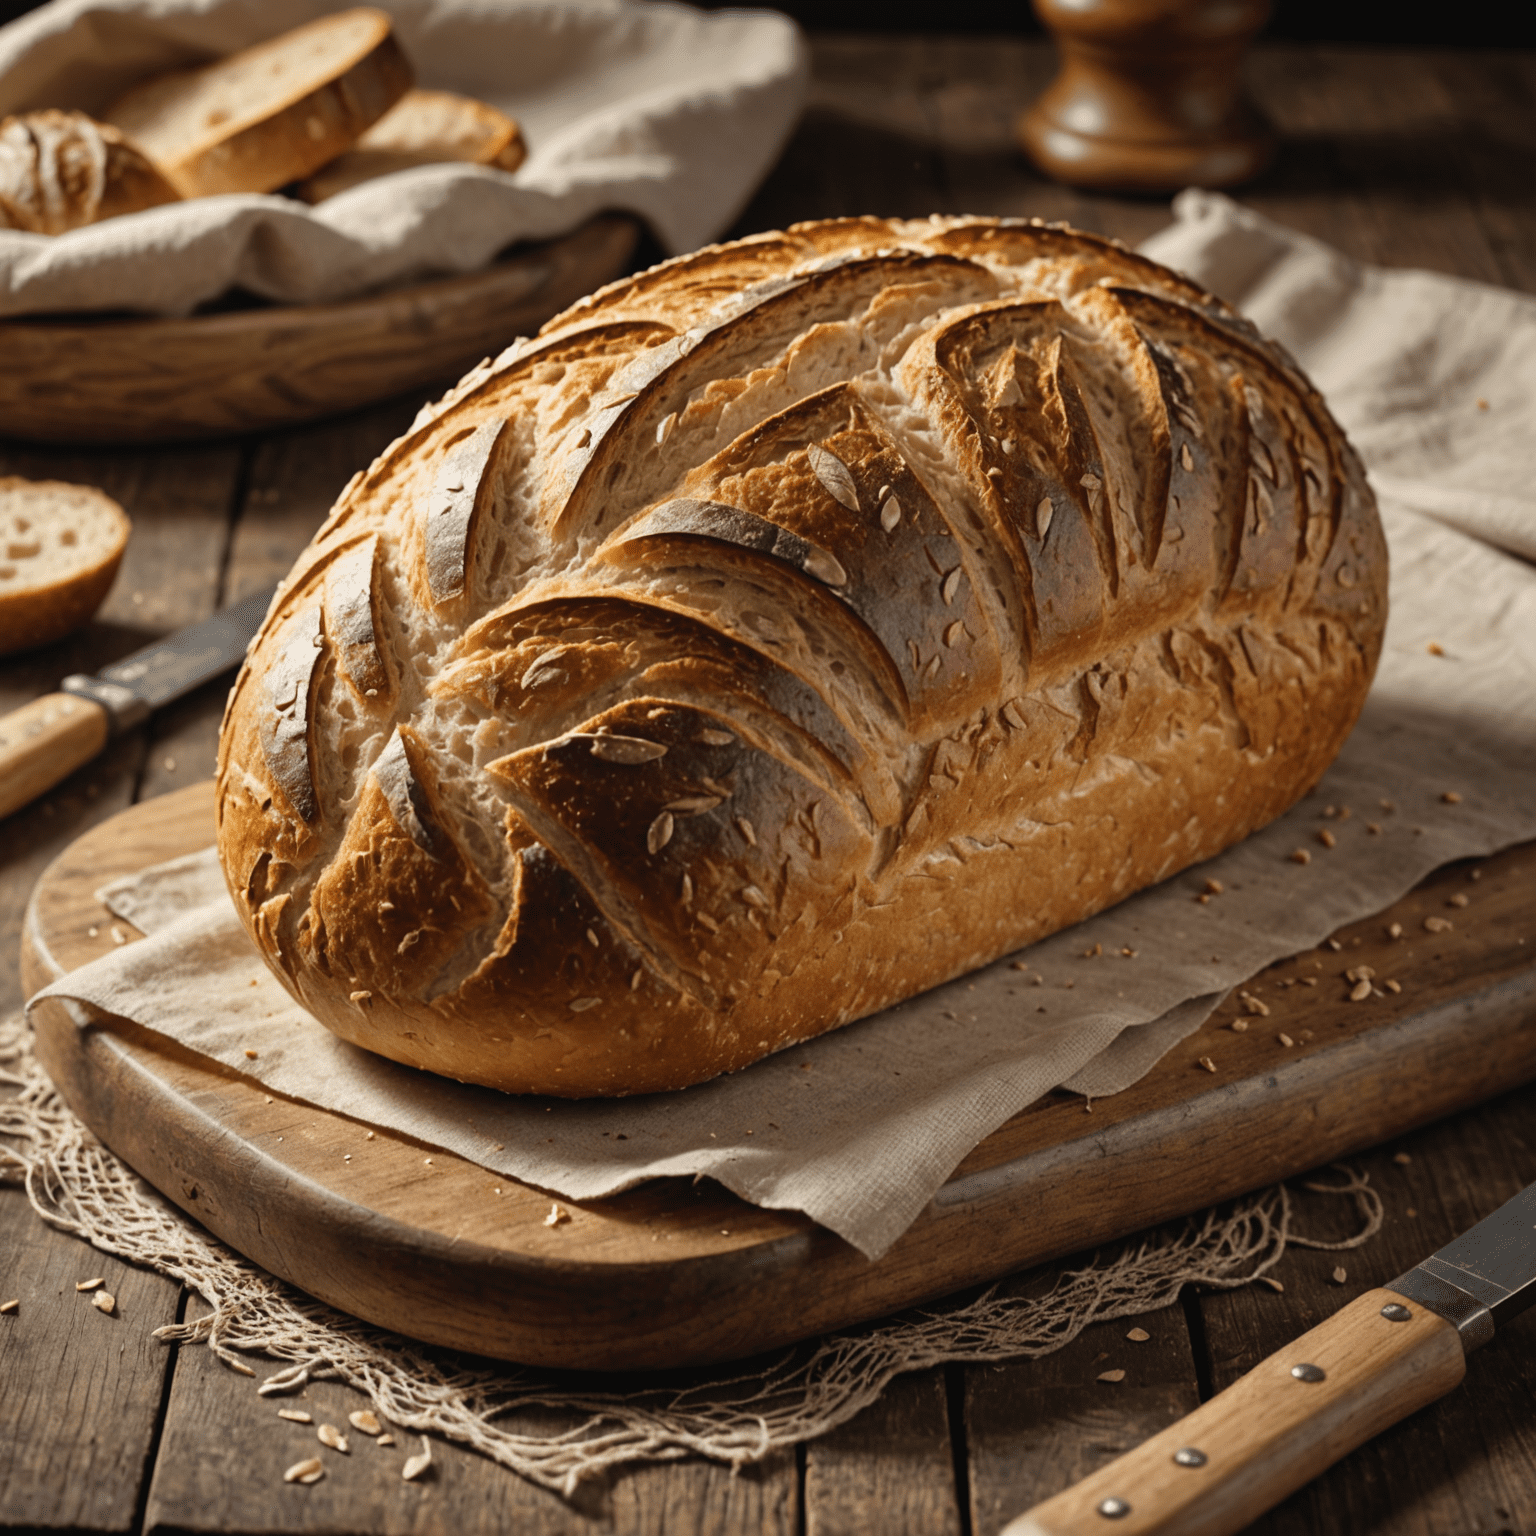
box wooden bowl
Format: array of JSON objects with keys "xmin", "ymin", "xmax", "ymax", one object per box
[{"xmin": 0, "ymin": 214, "xmax": 639, "ymax": 446}]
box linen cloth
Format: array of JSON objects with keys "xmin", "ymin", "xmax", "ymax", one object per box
[
  {"xmin": 0, "ymin": 0, "xmax": 807, "ymax": 316},
  {"xmin": 32, "ymin": 193, "xmax": 1536, "ymax": 1260}
]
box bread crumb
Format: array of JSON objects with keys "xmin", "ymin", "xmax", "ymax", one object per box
[
  {"xmin": 1427, "ymin": 641, "xmax": 1445, "ymax": 655},
  {"xmin": 1331, "ymin": 1266, "xmax": 1347, "ymax": 1284},
  {"xmin": 1385, "ymin": 979, "xmax": 1401, "ymax": 994},
  {"xmin": 544, "ymin": 1203, "xmax": 569, "ymax": 1227},
  {"xmin": 1126, "ymin": 1327, "xmax": 1150, "ymax": 1342},
  {"xmin": 1441, "ymin": 790, "xmax": 1462, "ymax": 804},
  {"xmin": 1317, "ymin": 829, "xmax": 1336, "ymax": 849},
  {"xmin": 1260, "ymin": 1276, "xmax": 1285, "ymax": 1292},
  {"xmin": 1204, "ymin": 878, "xmax": 1224, "ymax": 895},
  {"xmin": 1289, "ymin": 849, "xmax": 1311, "ymax": 865},
  {"xmin": 278, "ymin": 1409, "xmax": 312, "ymax": 1423},
  {"xmin": 110, "ymin": 925, "xmax": 126, "ymax": 945},
  {"xmin": 284, "ymin": 1457, "xmax": 324, "ymax": 1485},
  {"xmin": 1387, "ymin": 922, "xmax": 1403, "ymax": 939},
  {"xmin": 1367, "ymin": 821, "xmax": 1382, "ymax": 834},
  {"xmin": 1393, "ymin": 1151, "xmax": 1411, "ymax": 1165},
  {"xmin": 1198, "ymin": 1056, "xmax": 1217, "ymax": 1073},
  {"xmin": 91, "ymin": 1291, "xmax": 115, "ymax": 1314},
  {"xmin": 1230, "ymin": 1019, "xmax": 1248, "ymax": 1033},
  {"xmin": 1278, "ymin": 1033, "xmax": 1295, "ymax": 1047},
  {"xmin": 1326, "ymin": 939, "xmax": 1342, "ymax": 951},
  {"xmin": 0, "ymin": 1299, "xmax": 18, "ymax": 1314},
  {"xmin": 1097, "ymin": 1369, "xmax": 1126, "ymax": 1383},
  {"xmin": 76, "ymin": 1277, "xmax": 104, "ymax": 1291},
  {"xmin": 1423, "ymin": 916, "xmax": 1453, "ymax": 934},
  {"xmin": 1349, "ymin": 979, "xmax": 1372, "ymax": 1002},
  {"xmin": 244, "ymin": 1048, "xmax": 258, "ymax": 1059},
  {"xmin": 1448, "ymin": 893, "xmax": 1469, "ymax": 908}
]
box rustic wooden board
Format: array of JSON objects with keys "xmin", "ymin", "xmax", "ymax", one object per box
[
  {"xmin": 21, "ymin": 783, "xmax": 1536, "ymax": 1373},
  {"xmin": 0, "ymin": 215, "xmax": 638, "ymax": 446}
]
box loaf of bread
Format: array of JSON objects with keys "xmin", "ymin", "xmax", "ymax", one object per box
[
  {"xmin": 104, "ymin": 8, "xmax": 412, "ymax": 198},
  {"xmin": 295, "ymin": 88, "xmax": 526, "ymax": 203},
  {"xmin": 0, "ymin": 477, "xmax": 131, "ymax": 656},
  {"xmin": 0, "ymin": 110, "xmax": 179, "ymax": 234},
  {"xmin": 215, "ymin": 216, "xmax": 1387, "ymax": 1097}
]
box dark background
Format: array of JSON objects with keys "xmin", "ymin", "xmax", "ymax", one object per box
[{"xmin": 0, "ymin": 0, "xmax": 1532, "ymax": 45}]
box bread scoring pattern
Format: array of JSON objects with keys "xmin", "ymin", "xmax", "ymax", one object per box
[{"xmin": 216, "ymin": 216, "xmax": 1386, "ymax": 1095}]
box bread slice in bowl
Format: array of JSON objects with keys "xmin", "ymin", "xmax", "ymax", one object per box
[
  {"xmin": 296, "ymin": 88, "xmax": 526, "ymax": 203},
  {"xmin": 104, "ymin": 8, "xmax": 413, "ymax": 199}
]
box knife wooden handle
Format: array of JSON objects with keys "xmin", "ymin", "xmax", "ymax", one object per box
[
  {"xmin": 1004, "ymin": 1288, "xmax": 1465, "ymax": 1536},
  {"xmin": 0, "ymin": 692, "xmax": 109, "ymax": 821}
]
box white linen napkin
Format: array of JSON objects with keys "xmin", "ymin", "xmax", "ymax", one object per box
[
  {"xmin": 0, "ymin": 0, "xmax": 807, "ymax": 316},
  {"xmin": 32, "ymin": 196, "xmax": 1536, "ymax": 1260}
]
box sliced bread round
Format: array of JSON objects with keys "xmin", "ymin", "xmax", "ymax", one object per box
[
  {"xmin": 103, "ymin": 8, "xmax": 413, "ymax": 199},
  {"xmin": 0, "ymin": 110, "xmax": 180, "ymax": 234},
  {"xmin": 0, "ymin": 478, "xmax": 131, "ymax": 657},
  {"xmin": 295, "ymin": 87, "xmax": 526, "ymax": 203}
]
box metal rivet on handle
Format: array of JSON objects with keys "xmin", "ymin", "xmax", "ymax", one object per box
[
  {"xmin": 1291, "ymin": 1363, "xmax": 1327, "ymax": 1382},
  {"xmin": 1173, "ymin": 1447, "xmax": 1208, "ymax": 1468},
  {"xmin": 1381, "ymin": 1303, "xmax": 1412, "ymax": 1322},
  {"xmin": 1097, "ymin": 1497, "xmax": 1132, "ymax": 1519}
]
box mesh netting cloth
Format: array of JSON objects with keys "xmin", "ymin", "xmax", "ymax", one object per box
[{"xmin": 0, "ymin": 1011, "xmax": 1382, "ymax": 1496}]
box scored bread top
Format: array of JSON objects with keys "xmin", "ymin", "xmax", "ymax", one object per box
[
  {"xmin": 0, "ymin": 110, "xmax": 179, "ymax": 234},
  {"xmin": 104, "ymin": 8, "xmax": 412, "ymax": 198},
  {"xmin": 216, "ymin": 215, "xmax": 1387, "ymax": 1097},
  {"xmin": 295, "ymin": 88, "xmax": 526, "ymax": 203},
  {"xmin": 0, "ymin": 477, "xmax": 130, "ymax": 656}
]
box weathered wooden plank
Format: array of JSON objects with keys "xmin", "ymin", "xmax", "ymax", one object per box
[
  {"xmin": 0, "ymin": 1187, "xmax": 181, "ymax": 1532},
  {"xmin": 1195, "ymin": 1085, "xmax": 1536, "ymax": 1535},
  {"xmin": 963, "ymin": 1286, "xmax": 1202, "ymax": 1536},
  {"xmin": 804, "ymin": 1367, "xmax": 961, "ymax": 1536},
  {"xmin": 144, "ymin": 1302, "xmax": 800, "ymax": 1535}
]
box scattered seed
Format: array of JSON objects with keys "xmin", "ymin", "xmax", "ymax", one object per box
[
  {"xmin": 110, "ymin": 925, "xmax": 126, "ymax": 945},
  {"xmin": 402, "ymin": 1438, "xmax": 433, "ymax": 1482},
  {"xmin": 1180, "ymin": 443, "xmax": 1194, "ymax": 471},
  {"xmin": 1097, "ymin": 1369, "xmax": 1126, "ymax": 1383},
  {"xmin": 1385, "ymin": 979, "xmax": 1401, "ymax": 994},
  {"xmin": 1204, "ymin": 878, "xmax": 1224, "ymax": 895},
  {"xmin": 379, "ymin": 1433, "xmax": 396, "ymax": 1446},
  {"xmin": 0, "ymin": 1299, "xmax": 17, "ymax": 1314},
  {"xmin": 1394, "ymin": 1151, "xmax": 1412, "ymax": 1165},
  {"xmin": 880, "ymin": 493, "xmax": 902, "ymax": 531},
  {"xmin": 1230, "ymin": 1019, "xmax": 1249, "ymax": 1033},
  {"xmin": 736, "ymin": 816, "xmax": 757, "ymax": 846},
  {"xmin": 278, "ymin": 1409, "xmax": 312, "ymax": 1423},
  {"xmin": 1448, "ymin": 893, "xmax": 1469, "ymax": 908},
  {"xmin": 1278, "ymin": 1033, "xmax": 1295, "ymax": 1047},
  {"xmin": 1326, "ymin": 938, "xmax": 1342, "ymax": 952},
  {"xmin": 647, "ymin": 811, "xmax": 675, "ymax": 854},
  {"xmin": 699, "ymin": 728, "xmax": 736, "ymax": 746},
  {"xmin": 944, "ymin": 620, "xmax": 966, "ymax": 648},
  {"xmin": 1127, "ymin": 1327, "xmax": 1151, "ymax": 1342},
  {"xmin": 1317, "ymin": 829, "xmax": 1336, "ymax": 849},
  {"xmin": 92, "ymin": 1291, "xmax": 116, "ymax": 1314},
  {"xmin": 244, "ymin": 1048, "xmax": 259, "ymax": 1060},
  {"xmin": 76, "ymin": 1278, "xmax": 104, "ymax": 1291},
  {"xmin": 568, "ymin": 997, "xmax": 601, "ymax": 1013},
  {"xmin": 1036, "ymin": 498, "xmax": 1053, "ymax": 537},
  {"xmin": 941, "ymin": 567, "xmax": 962, "ymax": 605},
  {"xmin": 88, "ymin": 925, "xmax": 98, "ymax": 937},
  {"xmin": 1259, "ymin": 1276, "xmax": 1285, "ymax": 1292},
  {"xmin": 1423, "ymin": 916, "xmax": 1453, "ymax": 934},
  {"xmin": 1441, "ymin": 791, "xmax": 1462, "ymax": 804},
  {"xmin": 1387, "ymin": 922, "xmax": 1403, "ymax": 939},
  {"xmin": 1242, "ymin": 996, "xmax": 1270, "ymax": 1017},
  {"xmin": 1289, "ymin": 849, "xmax": 1311, "ymax": 865},
  {"xmin": 350, "ymin": 1410, "xmax": 382, "ymax": 1436},
  {"xmin": 350, "ymin": 990, "xmax": 372, "ymax": 1004},
  {"xmin": 1349, "ymin": 978, "xmax": 1372, "ymax": 1001},
  {"xmin": 807, "ymin": 444, "xmax": 860, "ymax": 511},
  {"xmin": 1331, "ymin": 1267, "xmax": 1348, "ymax": 1284},
  {"xmin": 284, "ymin": 1457, "xmax": 324, "ymax": 1484},
  {"xmin": 655, "ymin": 411, "xmax": 677, "ymax": 446},
  {"xmin": 1084, "ymin": 943, "xmax": 1102, "ymax": 957},
  {"xmin": 317, "ymin": 1424, "xmax": 349, "ymax": 1453},
  {"xmin": 741, "ymin": 885, "xmax": 769, "ymax": 909},
  {"xmin": 1198, "ymin": 1056, "xmax": 1217, "ymax": 1073},
  {"xmin": 588, "ymin": 734, "xmax": 667, "ymax": 764},
  {"xmin": 544, "ymin": 1203, "xmax": 570, "ymax": 1227}
]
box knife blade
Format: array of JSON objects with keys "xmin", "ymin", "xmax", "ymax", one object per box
[
  {"xmin": 0, "ymin": 584, "xmax": 275, "ymax": 821},
  {"xmin": 1004, "ymin": 1179, "xmax": 1536, "ymax": 1535}
]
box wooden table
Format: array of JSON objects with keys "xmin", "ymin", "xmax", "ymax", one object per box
[{"xmin": 4, "ymin": 35, "xmax": 1535, "ymax": 1536}]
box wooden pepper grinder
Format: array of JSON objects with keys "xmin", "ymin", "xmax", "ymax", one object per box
[{"xmin": 1019, "ymin": 0, "xmax": 1274, "ymax": 192}]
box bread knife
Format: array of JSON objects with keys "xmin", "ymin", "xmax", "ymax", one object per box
[
  {"xmin": 0, "ymin": 584, "xmax": 275, "ymax": 821},
  {"xmin": 1003, "ymin": 1177, "xmax": 1536, "ymax": 1534}
]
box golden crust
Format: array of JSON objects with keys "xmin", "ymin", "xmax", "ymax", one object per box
[{"xmin": 215, "ymin": 215, "xmax": 1387, "ymax": 1096}]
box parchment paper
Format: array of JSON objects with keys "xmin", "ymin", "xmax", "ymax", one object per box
[
  {"xmin": 0, "ymin": 0, "xmax": 807, "ymax": 317},
  {"xmin": 32, "ymin": 195, "xmax": 1536, "ymax": 1260}
]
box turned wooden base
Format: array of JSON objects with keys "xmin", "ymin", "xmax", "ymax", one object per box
[{"xmin": 1020, "ymin": 0, "xmax": 1275, "ymax": 193}]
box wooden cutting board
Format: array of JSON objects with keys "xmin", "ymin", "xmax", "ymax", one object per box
[
  {"xmin": 21, "ymin": 783, "xmax": 1536, "ymax": 1371},
  {"xmin": 0, "ymin": 215, "xmax": 637, "ymax": 445}
]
